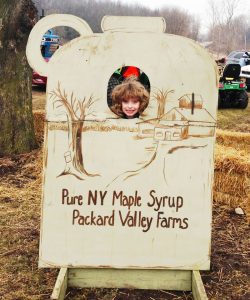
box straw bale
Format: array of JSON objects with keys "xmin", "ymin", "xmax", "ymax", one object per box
[
  {"xmin": 216, "ymin": 129, "xmax": 250, "ymax": 151},
  {"xmin": 215, "ymin": 144, "xmax": 250, "ymax": 176},
  {"xmin": 33, "ymin": 110, "xmax": 45, "ymax": 144},
  {"xmin": 216, "ymin": 128, "xmax": 250, "ymax": 143},
  {"xmin": 214, "ymin": 171, "xmax": 249, "ymax": 198}
]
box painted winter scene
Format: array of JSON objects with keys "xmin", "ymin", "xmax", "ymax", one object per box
[
  {"xmin": 33, "ymin": 15, "xmax": 218, "ymax": 270},
  {"xmin": 40, "ymin": 80, "xmax": 216, "ymax": 269},
  {"xmin": 47, "ymin": 83, "xmax": 215, "ymax": 187}
]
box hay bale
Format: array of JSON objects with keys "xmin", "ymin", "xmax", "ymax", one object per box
[
  {"xmin": 215, "ymin": 144, "xmax": 250, "ymax": 176},
  {"xmin": 33, "ymin": 110, "xmax": 45, "ymax": 144},
  {"xmin": 216, "ymin": 129, "xmax": 250, "ymax": 151},
  {"xmin": 214, "ymin": 171, "xmax": 249, "ymax": 198},
  {"xmin": 214, "ymin": 142, "xmax": 250, "ymax": 223}
]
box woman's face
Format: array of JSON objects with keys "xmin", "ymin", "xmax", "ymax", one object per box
[{"xmin": 121, "ymin": 97, "xmax": 140, "ymax": 118}]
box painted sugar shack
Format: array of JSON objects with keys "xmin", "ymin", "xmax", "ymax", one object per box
[
  {"xmin": 138, "ymin": 93, "xmax": 216, "ymax": 141},
  {"xmin": 26, "ymin": 14, "xmax": 218, "ymax": 277}
]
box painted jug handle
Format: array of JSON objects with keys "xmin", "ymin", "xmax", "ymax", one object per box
[{"xmin": 26, "ymin": 14, "xmax": 93, "ymax": 76}]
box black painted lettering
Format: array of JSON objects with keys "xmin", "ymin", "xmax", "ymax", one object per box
[
  {"xmin": 112, "ymin": 191, "xmax": 123, "ymax": 205},
  {"xmin": 62, "ymin": 188, "xmax": 69, "ymax": 204},
  {"xmin": 176, "ymin": 196, "xmax": 183, "ymax": 212},
  {"xmin": 168, "ymin": 197, "xmax": 175, "ymax": 209},
  {"xmin": 88, "ymin": 190, "xmax": 97, "ymax": 205},
  {"xmin": 147, "ymin": 190, "xmax": 156, "ymax": 208},
  {"xmin": 172, "ymin": 218, "xmax": 182, "ymax": 228},
  {"xmin": 100, "ymin": 191, "xmax": 107, "ymax": 205},
  {"xmin": 181, "ymin": 218, "xmax": 189, "ymax": 229},
  {"xmin": 72, "ymin": 209, "xmax": 80, "ymax": 224}
]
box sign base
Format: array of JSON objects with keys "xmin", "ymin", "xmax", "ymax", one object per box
[{"xmin": 51, "ymin": 268, "xmax": 208, "ymax": 300}]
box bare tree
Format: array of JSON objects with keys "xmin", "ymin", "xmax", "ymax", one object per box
[
  {"xmin": 208, "ymin": 0, "xmax": 247, "ymax": 54},
  {"xmin": 154, "ymin": 89, "xmax": 174, "ymax": 118},
  {"xmin": 50, "ymin": 83, "xmax": 99, "ymax": 180},
  {"xmin": 188, "ymin": 17, "xmax": 201, "ymax": 40}
]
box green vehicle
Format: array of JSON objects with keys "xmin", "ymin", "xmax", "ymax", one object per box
[{"xmin": 218, "ymin": 64, "xmax": 248, "ymax": 109}]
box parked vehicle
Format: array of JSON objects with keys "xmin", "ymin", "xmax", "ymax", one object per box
[
  {"xmin": 225, "ymin": 50, "xmax": 246, "ymax": 65},
  {"xmin": 32, "ymin": 58, "xmax": 49, "ymax": 86},
  {"xmin": 239, "ymin": 52, "xmax": 250, "ymax": 90},
  {"xmin": 32, "ymin": 30, "xmax": 60, "ymax": 87},
  {"xmin": 40, "ymin": 29, "xmax": 60, "ymax": 58},
  {"xmin": 240, "ymin": 64, "xmax": 250, "ymax": 90},
  {"xmin": 218, "ymin": 64, "xmax": 248, "ymax": 109}
]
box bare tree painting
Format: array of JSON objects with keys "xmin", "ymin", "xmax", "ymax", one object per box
[
  {"xmin": 154, "ymin": 89, "xmax": 174, "ymax": 118},
  {"xmin": 50, "ymin": 83, "xmax": 99, "ymax": 180}
]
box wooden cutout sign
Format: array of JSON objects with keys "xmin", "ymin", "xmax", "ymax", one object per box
[{"xmin": 26, "ymin": 15, "xmax": 218, "ymax": 270}]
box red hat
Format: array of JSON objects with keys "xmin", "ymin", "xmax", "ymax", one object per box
[{"xmin": 122, "ymin": 66, "xmax": 140, "ymax": 78}]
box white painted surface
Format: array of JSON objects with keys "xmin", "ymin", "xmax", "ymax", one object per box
[{"xmin": 26, "ymin": 15, "xmax": 217, "ymax": 270}]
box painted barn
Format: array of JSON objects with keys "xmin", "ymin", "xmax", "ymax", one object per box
[
  {"xmin": 154, "ymin": 120, "xmax": 189, "ymax": 141},
  {"xmin": 137, "ymin": 119, "xmax": 158, "ymax": 138},
  {"xmin": 161, "ymin": 107, "xmax": 216, "ymax": 138},
  {"xmin": 138, "ymin": 106, "xmax": 215, "ymax": 141}
]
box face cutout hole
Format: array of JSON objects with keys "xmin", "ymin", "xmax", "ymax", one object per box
[
  {"xmin": 33, "ymin": 26, "xmax": 80, "ymax": 89},
  {"xmin": 107, "ymin": 66, "xmax": 150, "ymax": 119},
  {"xmin": 40, "ymin": 26, "xmax": 79, "ymax": 60}
]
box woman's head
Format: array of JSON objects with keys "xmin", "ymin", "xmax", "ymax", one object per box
[{"xmin": 111, "ymin": 76, "xmax": 150, "ymax": 118}]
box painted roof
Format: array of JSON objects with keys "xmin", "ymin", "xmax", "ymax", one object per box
[{"xmin": 163, "ymin": 107, "xmax": 216, "ymax": 123}]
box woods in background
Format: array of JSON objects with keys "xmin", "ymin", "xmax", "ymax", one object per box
[
  {"xmin": 33, "ymin": 0, "xmax": 201, "ymax": 41},
  {"xmin": 207, "ymin": 0, "xmax": 250, "ymax": 55},
  {"xmin": 33, "ymin": 0, "xmax": 249, "ymax": 55}
]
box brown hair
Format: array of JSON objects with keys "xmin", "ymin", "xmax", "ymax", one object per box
[{"xmin": 111, "ymin": 76, "xmax": 150, "ymax": 117}]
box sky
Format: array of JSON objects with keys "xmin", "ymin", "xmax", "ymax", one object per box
[{"xmin": 115, "ymin": 0, "xmax": 249, "ymax": 34}]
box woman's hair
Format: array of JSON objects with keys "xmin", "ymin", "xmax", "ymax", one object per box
[{"xmin": 111, "ymin": 76, "xmax": 150, "ymax": 117}]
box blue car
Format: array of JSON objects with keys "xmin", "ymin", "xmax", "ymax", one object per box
[
  {"xmin": 33, "ymin": 30, "xmax": 60, "ymax": 86},
  {"xmin": 40, "ymin": 29, "xmax": 60, "ymax": 58}
]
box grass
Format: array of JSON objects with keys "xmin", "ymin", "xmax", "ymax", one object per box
[{"xmin": 217, "ymin": 104, "xmax": 250, "ymax": 132}]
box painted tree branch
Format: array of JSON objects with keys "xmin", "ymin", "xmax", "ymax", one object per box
[{"xmin": 50, "ymin": 82, "xmax": 99, "ymax": 179}]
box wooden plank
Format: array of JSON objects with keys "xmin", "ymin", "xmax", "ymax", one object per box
[
  {"xmin": 192, "ymin": 270, "xmax": 208, "ymax": 300},
  {"xmin": 51, "ymin": 268, "xmax": 68, "ymax": 300},
  {"xmin": 68, "ymin": 268, "xmax": 192, "ymax": 291}
]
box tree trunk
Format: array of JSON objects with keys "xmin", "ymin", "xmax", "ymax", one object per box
[
  {"xmin": 72, "ymin": 121, "xmax": 86, "ymax": 174},
  {"xmin": 59, "ymin": 121, "xmax": 99, "ymax": 180},
  {"xmin": 0, "ymin": 0, "xmax": 38, "ymax": 156}
]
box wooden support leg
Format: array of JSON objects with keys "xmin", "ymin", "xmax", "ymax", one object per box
[
  {"xmin": 50, "ymin": 268, "xmax": 208, "ymax": 300},
  {"xmin": 51, "ymin": 268, "xmax": 68, "ymax": 300},
  {"xmin": 68, "ymin": 268, "xmax": 192, "ymax": 291},
  {"xmin": 192, "ymin": 270, "xmax": 208, "ymax": 300}
]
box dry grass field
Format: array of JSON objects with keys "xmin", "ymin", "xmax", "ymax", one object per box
[{"xmin": 0, "ymin": 89, "xmax": 249, "ymax": 300}]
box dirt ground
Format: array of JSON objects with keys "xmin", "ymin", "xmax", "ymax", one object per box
[{"xmin": 0, "ymin": 88, "xmax": 249, "ymax": 300}]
